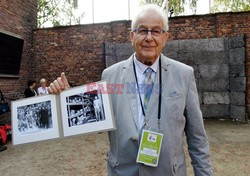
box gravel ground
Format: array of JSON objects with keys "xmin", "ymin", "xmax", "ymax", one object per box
[{"xmin": 0, "ymin": 119, "xmax": 249, "ymax": 176}]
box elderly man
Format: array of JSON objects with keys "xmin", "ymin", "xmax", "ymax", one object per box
[{"xmin": 48, "ymin": 4, "xmax": 213, "ymax": 176}]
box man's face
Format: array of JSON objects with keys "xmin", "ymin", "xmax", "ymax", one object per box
[{"xmin": 130, "ymin": 12, "xmax": 168, "ymax": 65}]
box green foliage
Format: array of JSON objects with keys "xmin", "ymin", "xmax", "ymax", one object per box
[
  {"xmin": 211, "ymin": 0, "xmax": 250, "ymax": 13},
  {"xmin": 37, "ymin": 0, "xmax": 84, "ymax": 28},
  {"xmin": 140, "ymin": 0, "xmax": 198, "ymax": 16}
]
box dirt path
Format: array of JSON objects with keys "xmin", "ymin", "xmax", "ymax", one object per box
[{"xmin": 0, "ymin": 119, "xmax": 249, "ymax": 176}]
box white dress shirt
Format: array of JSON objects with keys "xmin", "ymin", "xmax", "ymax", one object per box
[{"xmin": 133, "ymin": 55, "xmax": 159, "ymax": 130}]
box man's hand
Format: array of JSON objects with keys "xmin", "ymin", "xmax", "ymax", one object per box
[{"xmin": 48, "ymin": 72, "xmax": 70, "ymax": 94}]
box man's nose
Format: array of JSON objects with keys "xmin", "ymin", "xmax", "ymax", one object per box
[{"xmin": 145, "ymin": 31, "xmax": 153, "ymax": 41}]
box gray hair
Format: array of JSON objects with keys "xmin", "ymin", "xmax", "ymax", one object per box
[{"xmin": 131, "ymin": 4, "xmax": 169, "ymax": 31}]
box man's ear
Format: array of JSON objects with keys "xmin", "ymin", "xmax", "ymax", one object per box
[
  {"xmin": 163, "ymin": 32, "xmax": 169, "ymax": 41},
  {"xmin": 130, "ymin": 31, "xmax": 134, "ymax": 45},
  {"xmin": 162, "ymin": 32, "xmax": 169, "ymax": 45}
]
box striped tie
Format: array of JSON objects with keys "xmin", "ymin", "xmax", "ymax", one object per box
[{"xmin": 144, "ymin": 68, "xmax": 154, "ymax": 111}]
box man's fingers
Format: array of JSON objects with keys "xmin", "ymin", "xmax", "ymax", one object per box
[
  {"xmin": 48, "ymin": 72, "xmax": 69, "ymax": 95},
  {"xmin": 48, "ymin": 87, "xmax": 53, "ymax": 94},
  {"xmin": 53, "ymin": 80, "xmax": 62, "ymax": 93},
  {"xmin": 49, "ymin": 83, "xmax": 58, "ymax": 94},
  {"xmin": 61, "ymin": 72, "xmax": 70, "ymax": 89},
  {"xmin": 57, "ymin": 77, "xmax": 65, "ymax": 90}
]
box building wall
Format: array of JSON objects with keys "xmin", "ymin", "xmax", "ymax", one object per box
[
  {"xmin": 0, "ymin": 0, "xmax": 249, "ymax": 119},
  {"xmin": 33, "ymin": 21, "xmax": 131, "ymax": 86},
  {"xmin": 33, "ymin": 12, "xmax": 250, "ymax": 118},
  {"xmin": 0, "ymin": 0, "xmax": 37, "ymax": 99}
]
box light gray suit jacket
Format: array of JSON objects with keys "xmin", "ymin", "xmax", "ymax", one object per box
[{"xmin": 101, "ymin": 54, "xmax": 213, "ymax": 176}]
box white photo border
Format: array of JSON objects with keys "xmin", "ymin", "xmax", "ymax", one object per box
[
  {"xmin": 11, "ymin": 95, "xmax": 60, "ymax": 145},
  {"xmin": 60, "ymin": 81, "xmax": 116, "ymax": 137}
]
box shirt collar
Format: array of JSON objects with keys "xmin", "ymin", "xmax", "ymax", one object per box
[{"xmin": 134, "ymin": 54, "xmax": 159, "ymax": 75}]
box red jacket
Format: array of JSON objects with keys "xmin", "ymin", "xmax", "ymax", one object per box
[{"xmin": 0, "ymin": 124, "xmax": 11, "ymax": 143}]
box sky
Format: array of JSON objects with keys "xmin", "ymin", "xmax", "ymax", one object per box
[
  {"xmin": 42, "ymin": 0, "xmax": 213, "ymax": 27},
  {"xmin": 75, "ymin": 0, "xmax": 213, "ymax": 24}
]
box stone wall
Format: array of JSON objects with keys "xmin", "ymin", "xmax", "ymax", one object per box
[
  {"xmin": 0, "ymin": 0, "xmax": 37, "ymax": 100},
  {"xmin": 229, "ymin": 36, "xmax": 246, "ymax": 120},
  {"xmin": 168, "ymin": 13, "xmax": 250, "ymax": 117},
  {"xmin": 105, "ymin": 36, "xmax": 246, "ymax": 120}
]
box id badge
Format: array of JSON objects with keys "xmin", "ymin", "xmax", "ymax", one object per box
[{"xmin": 136, "ymin": 129, "xmax": 163, "ymax": 167}]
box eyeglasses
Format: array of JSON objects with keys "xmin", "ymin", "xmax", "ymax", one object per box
[{"xmin": 133, "ymin": 28, "xmax": 165, "ymax": 37}]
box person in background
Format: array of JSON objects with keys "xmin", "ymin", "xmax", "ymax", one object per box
[
  {"xmin": 37, "ymin": 78, "xmax": 49, "ymax": 95},
  {"xmin": 24, "ymin": 80, "xmax": 37, "ymax": 98}
]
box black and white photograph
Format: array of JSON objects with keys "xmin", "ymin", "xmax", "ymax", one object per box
[
  {"xmin": 66, "ymin": 90, "xmax": 105, "ymax": 127},
  {"xmin": 60, "ymin": 81, "xmax": 116, "ymax": 137},
  {"xmin": 12, "ymin": 95, "xmax": 59, "ymax": 145},
  {"xmin": 17, "ymin": 100, "xmax": 52, "ymax": 134}
]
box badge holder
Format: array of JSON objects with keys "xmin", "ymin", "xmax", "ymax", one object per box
[{"xmin": 136, "ymin": 119, "xmax": 163, "ymax": 167}]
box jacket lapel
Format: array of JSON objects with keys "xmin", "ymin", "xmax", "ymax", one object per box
[
  {"xmin": 123, "ymin": 55, "xmax": 139, "ymax": 130},
  {"xmin": 161, "ymin": 54, "xmax": 171, "ymax": 94},
  {"xmin": 146, "ymin": 54, "xmax": 171, "ymax": 119}
]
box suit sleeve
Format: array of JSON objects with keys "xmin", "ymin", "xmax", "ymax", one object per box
[
  {"xmin": 101, "ymin": 69, "xmax": 107, "ymax": 81},
  {"xmin": 184, "ymin": 69, "xmax": 214, "ymax": 176}
]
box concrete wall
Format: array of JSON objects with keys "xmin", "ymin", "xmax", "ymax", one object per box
[{"xmin": 105, "ymin": 35, "xmax": 246, "ymax": 120}]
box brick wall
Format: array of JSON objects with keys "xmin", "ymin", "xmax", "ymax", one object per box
[
  {"xmin": 33, "ymin": 21, "xmax": 131, "ymax": 86},
  {"xmin": 33, "ymin": 11, "xmax": 250, "ymax": 118},
  {"xmin": 0, "ymin": 0, "xmax": 37, "ymax": 100}
]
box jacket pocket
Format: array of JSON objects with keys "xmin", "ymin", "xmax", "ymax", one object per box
[
  {"xmin": 163, "ymin": 92, "xmax": 185, "ymax": 120},
  {"xmin": 164, "ymin": 91, "xmax": 183, "ymax": 100},
  {"xmin": 173, "ymin": 157, "xmax": 186, "ymax": 175}
]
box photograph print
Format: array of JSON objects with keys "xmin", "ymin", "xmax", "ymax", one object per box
[
  {"xmin": 17, "ymin": 100, "xmax": 52, "ymax": 134},
  {"xmin": 66, "ymin": 90, "xmax": 105, "ymax": 127},
  {"xmin": 12, "ymin": 95, "xmax": 59, "ymax": 145},
  {"xmin": 60, "ymin": 81, "xmax": 115, "ymax": 137}
]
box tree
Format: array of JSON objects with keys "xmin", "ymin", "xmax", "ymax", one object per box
[
  {"xmin": 37, "ymin": 0, "xmax": 84, "ymax": 28},
  {"xmin": 211, "ymin": 0, "xmax": 250, "ymax": 13},
  {"xmin": 140, "ymin": 0, "xmax": 198, "ymax": 16}
]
